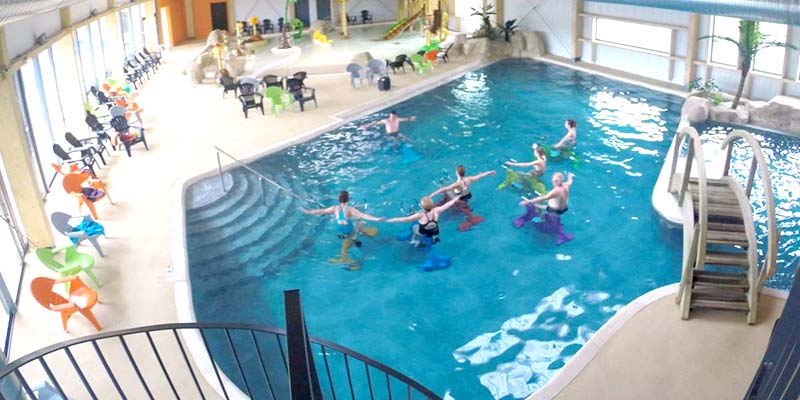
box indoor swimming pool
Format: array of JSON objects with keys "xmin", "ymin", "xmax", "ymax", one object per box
[{"xmin": 183, "ymin": 59, "xmax": 800, "ymax": 399}]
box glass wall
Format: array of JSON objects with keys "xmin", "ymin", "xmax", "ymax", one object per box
[
  {"xmin": 74, "ymin": 22, "xmax": 110, "ymax": 92},
  {"xmin": 0, "ymin": 158, "xmax": 27, "ymax": 353},
  {"xmin": 119, "ymin": 5, "xmax": 149, "ymax": 58}
]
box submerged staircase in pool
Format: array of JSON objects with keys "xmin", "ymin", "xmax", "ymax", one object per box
[{"xmin": 667, "ymin": 127, "xmax": 778, "ymax": 324}]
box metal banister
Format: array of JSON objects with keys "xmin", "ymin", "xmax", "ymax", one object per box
[
  {"xmin": 0, "ymin": 322, "xmax": 442, "ymax": 400},
  {"xmin": 721, "ymin": 130, "xmax": 779, "ymax": 289}
]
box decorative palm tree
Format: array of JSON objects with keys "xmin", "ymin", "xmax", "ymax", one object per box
[
  {"xmin": 470, "ymin": 3, "xmax": 496, "ymax": 40},
  {"xmin": 700, "ymin": 20, "xmax": 796, "ymax": 109},
  {"xmin": 279, "ymin": 0, "xmax": 299, "ymax": 48}
]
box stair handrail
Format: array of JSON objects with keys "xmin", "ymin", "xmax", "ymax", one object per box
[
  {"xmin": 670, "ymin": 127, "xmax": 709, "ymax": 316},
  {"xmin": 721, "ymin": 130, "xmax": 779, "ymax": 289},
  {"xmin": 214, "ymin": 146, "xmax": 325, "ymax": 207}
]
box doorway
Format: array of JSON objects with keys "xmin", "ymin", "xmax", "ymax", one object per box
[
  {"xmin": 210, "ymin": 2, "xmax": 228, "ymax": 31},
  {"xmin": 159, "ymin": 6, "xmax": 172, "ymax": 47},
  {"xmin": 295, "ymin": 0, "xmax": 310, "ymax": 26},
  {"xmin": 316, "ymin": 0, "xmax": 331, "ymax": 21}
]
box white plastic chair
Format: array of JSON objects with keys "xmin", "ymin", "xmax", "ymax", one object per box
[
  {"xmin": 346, "ymin": 63, "xmax": 367, "ymax": 88},
  {"xmin": 51, "ymin": 212, "xmax": 105, "ymax": 257},
  {"xmin": 366, "ymin": 59, "xmax": 387, "ymax": 85}
]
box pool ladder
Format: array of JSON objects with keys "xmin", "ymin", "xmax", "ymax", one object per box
[{"xmin": 668, "ymin": 127, "xmax": 778, "ymax": 324}]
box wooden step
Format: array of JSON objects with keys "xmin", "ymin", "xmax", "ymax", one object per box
[
  {"xmin": 707, "ymin": 222, "xmax": 746, "ymax": 233},
  {"xmin": 689, "ymin": 187, "xmax": 739, "ymax": 205},
  {"xmin": 689, "ymin": 177, "xmax": 729, "ymax": 187},
  {"xmin": 693, "ymin": 270, "xmax": 749, "ymax": 289},
  {"xmin": 706, "ymin": 229, "xmax": 749, "ymax": 247},
  {"xmin": 705, "ymin": 251, "xmax": 750, "ymax": 267},
  {"xmin": 691, "ymin": 289, "xmax": 749, "ymax": 310}
]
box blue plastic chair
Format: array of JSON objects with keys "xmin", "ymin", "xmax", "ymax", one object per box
[{"xmin": 346, "ymin": 63, "xmax": 367, "ymax": 88}]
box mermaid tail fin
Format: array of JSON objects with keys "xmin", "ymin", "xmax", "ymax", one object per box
[
  {"xmin": 421, "ymin": 251, "xmax": 451, "ymax": 271},
  {"xmin": 458, "ymin": 215, "xmax": 484, "ymax": 231},
  {"xmin": 497, "ymin": 169, "xmax": 519, "ymax": 190},
  {"xmin": 401, "ymin": 143, "xmax": 421, "ymax": 164},
  {"xmin": 513, "ymin": 205, "xmax": 539, "ymax": 229},
  {"xmin": 556, "ymin": 232, "xmax": 574, "ymax": 246},
  {"xmin": 360, "ymin": 226, "xmax": 378, "ymax": 237},
  {"xmin": 328, "ymin": 239, "xmax": 355, "ymax": 264}
]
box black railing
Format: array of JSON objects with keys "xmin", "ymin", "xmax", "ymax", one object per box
[{"xmin": 0, "ymin": 322, "xmax": 441, "ymax": 400}]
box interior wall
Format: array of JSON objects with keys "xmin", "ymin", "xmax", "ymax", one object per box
[
  {"xmin": 157, "ymin": 0, "xmax": 189, "ymax": 43},
  {"xmin": 192, "ymin": 0, "xmax": 232, "ymax": 39},
  {"xmin": 231, "ymin": 0, "xmax": 285, "ymax": 26},
  {"xmin": 505, "ymin": 0, "xmax": 574, "ymax": 59}
]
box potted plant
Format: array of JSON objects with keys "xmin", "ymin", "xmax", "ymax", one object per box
[
  {"xmin": 688, "ymin": 78, "xmax": 722, "ymax": 106},
  {"xmin": 501, "ymin": 19, "xmax": 517, "ymax": 42},
  {"xmin": 470, "ymin": 3, "xmax": 497, "ymax": 40}
]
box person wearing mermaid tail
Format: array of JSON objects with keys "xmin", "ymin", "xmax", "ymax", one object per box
[
  {"xmin": 429, "ymin": 165, "xmax": 496, "ymax": 231},
  {"xmin": 300, "ymin": 190, "xmax": 384, "ymax": 270},
  {"xmin": 505, "ymin": 143, "xmax": 547, "ymax": 178},
  {"xmin": 515, "ymin": 172, "xmax": 575, "ymax": 245},
  {"xmin": 386, "ymin": 195, "xmax": 462, "ymax": 246}
]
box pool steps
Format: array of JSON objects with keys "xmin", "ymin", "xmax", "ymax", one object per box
[{"xmin": 669, "ymin": 127, "xmax": 778, "ymax": 323}]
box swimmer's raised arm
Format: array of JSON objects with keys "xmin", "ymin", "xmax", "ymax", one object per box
[
  {"xmin": 398, "ymin": 116, "xmax": 416, "ymax": 122},
  {"xmin": 386, "ymin": 212, "xmax": 422, "ymax": 223},
  {"xmin": 563, "ymin": 173, "xmax": 575, "ymax": 190},
  {"xmin": 429, "ymin": 182, "xmax": 459, "ymax": 198},
  {"xmin": 349, "ymin": 207, "xmax": 385, "ymax": 222},
  {"xmin": 359, "ymin": 119, "xmax": 386, "ymax": 130},
  {"xmin": 433, "ymin": 194, "xmax": 463, "ymax": 214},
  {"xmin": 466, "ymin": 170, "xmax": 497, "ymax": 184},
  {"xmin": 519, "ymin": 190, "xmax": 556, "ymax": 206},
  {"xmin": 300, "ymin": 206, "xmax": 336, "ymax": 215},
  {"xmin": 505, "ymin": 160, "xmax": 537, "ymax": 167}
]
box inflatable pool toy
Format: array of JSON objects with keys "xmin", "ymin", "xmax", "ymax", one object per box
[
  {"xmin": 312, "ymin": 30, "xmax": 333, "ymax": 46},
  {"xmin": 541, "ymin": 144, "xmax": 580, "ymax": 169},
  {"xmin": 497, "ymin": 168, "xmax": 547, "ymax": 195},
  {"xmin": 291, "ymin": 19, "xmax": 304, "ymax": 40},
  {"xmin": 513, "ymin": 205, "xmax": 573, "ymax": 245}
]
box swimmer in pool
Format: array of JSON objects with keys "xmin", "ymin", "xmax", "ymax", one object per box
[
  {"xmin": 359, "ymin": 110, "xmax": 417, "ymax": 147},
  {"xmin": 553, "ymin": 119, "xmax": 577, "ymax": 151},
  {"xmin": 518, "ymin": 172, "xmax": 574, "ymax": 215},
  {"xmin": 301, "ymin": 190, "xmax": 384, "ymax": 268},
  {"xmin": 386, "ymin": 195, "xmax": 462, "ymax": 246},
  {"xmin": 505, "ymin": 143, "xmax": 547, "ymax": 177},
  {"xmin": 429, "ymin": 165, "xmax": 495, "ymax": 231}
]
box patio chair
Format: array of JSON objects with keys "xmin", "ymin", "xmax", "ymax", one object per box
[
  {"xmin": 65, "ymin": 132, "xmax": 108, "ymax": 166},
  {"xmin": 410, "ymin": 54, "xmax": 432, "ymax": 74},
  {"xmin": 142, "ymin": 47, "xmax": 162, "ymax": 66},
  {"xmin": 438, "ymin": 43, "xmax": 453, "ymax": 63},
  {"xmin": 136, "ymin": 52, "xmax": 159, "ymax": 72},
  {"xmin": 261, "ymin": 19, "xmax": 275, "ymax": 33},
  {"xmin": 261, "ymin": 74, "xmax": 283, "ymax": 91},
  {"xmin": 361, "ymin": 10, "xmax": 373, "ymax": 24},
  {"xmin": 293, "ymin": 71, "xmax": 308, "ymax": 87},
  {"xmin": 286, "ymin": 78, "xmax": 317, "ymax": 112},
  {"xmin": 109, "ymin": 115, "xmax": 148, "ymax": 157},
  {"xmin": 51, "ymin": 212, "xmax": 105, "ymax": 257},
  {"xmin": 84, "ymin": 112, "xmax": 115, "ymax": 150},
  {"xmin": 346, "ymin": 14, "xmax": 358, "ymax": 25},
  {"xmin": 264, "ymin": 86, "xmax": 293, "ymax": 116},
  {"xmin": 53, "ymin": 144, "xmax": 97, "ymax": 178},
  {"xmin": 62, "ymin": 171, "xmax": 112, "ymax": 220},
  {"xmin": 278, "ymin": 17, "xmax": 285, "ymax": 32},
  {"xmin": 366, "ymin": 59, "xmax": 388, "ymax": 85},
  {"xmin": 386, "ymin": 54, "xmax": 412, "ymax": 74},
  {"xmin": 238, "ymin": 83, "xmax": 265, "ymax": 118},
  {"xmin": 424, "ymin": 49, "xmax": 439, "ymax": 65},
  {"xmin": 127, "ymin": 59, "xmax": 151, "ymax": 80},
  {"xmin": 346, "ymin": 63, "xmax": 367, "ymax": 88},
  {"xmin": 31, "ymin": 275, "xmax": 101, "ymax": 332},
  {"xmin": 35, "ymin": 247, "xmax": 101, "ymax": 289},
  {"xmin": 220, "ymin": 76, "xmax": 238, "ymax": 98},
  {"xmin": 123, "ymin": 64, "xmax": 142, "ymax": 89}
]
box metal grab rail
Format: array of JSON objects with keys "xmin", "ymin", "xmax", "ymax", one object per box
[
  {"xmin": 214, "ymin": 146, "xmax": 325, "ymax": 207},
  {"xmin": 0, "ymin": 322, "xmax": 441, "ymax": 400},
  {"xmin": 721, "ymin": 130, "xmax": 780, "ymax": 290}
]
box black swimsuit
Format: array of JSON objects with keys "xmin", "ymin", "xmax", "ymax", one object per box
[
  {"xmin": 418, "ymin": 211, "xmax": 440, "ymax": 237},
  {"xmin": 546, "ymin": 206, "xmax": 568, "ymax": 215}
]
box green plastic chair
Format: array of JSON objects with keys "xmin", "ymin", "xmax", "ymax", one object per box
[
  {"xmin": 410, "ymin": 54, "xmax": 432, "ymax": 74},
  {"xmin": 36, "ymin": 247, "xmax": 101, "ymax": 288},
  {"xmin": 264, "ymin": 87, "xmax": 294, "ymax": 116}
]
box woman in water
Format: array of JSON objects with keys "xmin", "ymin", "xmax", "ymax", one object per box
[
  {"xmin": 519, "ymin": 172, "xmax": 574, "ymax": 214},
  {"xmin": 553, "ymin": 119, "xmax": 577, "ymax": 151},
  {"xmin": 514, "ymin": 172, "xmax": 575, "ymax": 245},
  {"xmin": 386, "ymin": 195, "xmax": 462, "ymax": 246},
  {"xmin": 301, "ymin": 190, "xmax": 384, "ymax": 268},
  {"xmin": 505, "ymin": 143, "xmax": 547, "ymax": 177},
  {"xmin": 428, "ymin": 165, "xmax": 496, "ymax": 231}
]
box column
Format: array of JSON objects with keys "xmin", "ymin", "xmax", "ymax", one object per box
[
  {"xmin": 684, "ymin": 13, "xmax": 700, "ymax": 86},
  {"xmin": 572, "ymin": 0, "xmax": 583, "ymax": 61}
]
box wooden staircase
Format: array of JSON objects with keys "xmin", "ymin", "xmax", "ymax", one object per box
[
  {"xmin": 383, "ymin": 7, "xmax": 425, "ymax": 40},
  {"xmin": 669, "ymin": 127, "xmax": 778, "ymax": 324}
]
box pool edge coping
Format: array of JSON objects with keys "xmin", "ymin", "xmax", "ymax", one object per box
[{"xmin": 527, "ymin": 285, "xmax": 789, "ymax": 400}]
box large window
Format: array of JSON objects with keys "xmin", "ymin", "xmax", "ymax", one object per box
[
  {"xmin": 75, "ymin": 25, "xmax": 98, "ymax": 90},
  {"xmin": 89, "ymin": 21, "xmax": 108, "ymax": 82},
  {"xmin": 710, "ymin": 16, "xmax": 740, "ymax": 66},
  {"xmin": 753, "ymin": 22, "xmax": 788, "ymax": 75},
  {"xmin": 594, "ymin": 18, "xmax": 672, "ymax": 54},
  {"xmin": 0, "ymin": 156, "xmax": 27, "ymax": 353}
]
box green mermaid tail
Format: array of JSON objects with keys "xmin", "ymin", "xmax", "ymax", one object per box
[
  {"xmin": 498, "ymin": 169, "xmax": 547, "ymax": 195},
  {"xmin": 541, "ymin": 144, "xmax": 580, "ymax": 170}
]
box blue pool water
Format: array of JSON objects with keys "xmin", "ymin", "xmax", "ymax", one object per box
[{"xmin": 185, "ymin": 59, "xmax": 798, "ymax": 399}]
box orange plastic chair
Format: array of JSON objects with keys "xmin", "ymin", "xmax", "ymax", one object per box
[
  {"xmin": 114, "ymin": 99, "xmax": 144, "ymax": 123},
  {"xmin": 62, "ymin": 172, "xmax": 113, "ymax": 219},
  {"xmin": 424, "ymin": 50, "xmax": 440, "ymax": 64},
  {"xmin": 31, "ymin": 275, "xmax": 101, "ymax": 332}
]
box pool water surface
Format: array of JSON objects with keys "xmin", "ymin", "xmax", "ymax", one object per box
[{"xmin": 185, "ymin": 59, "xmax": 798, "ymax": 399}]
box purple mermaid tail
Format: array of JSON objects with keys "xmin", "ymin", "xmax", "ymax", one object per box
[{"xmin": 513, "ymin": 205, "xmax": 540, "ymax": 229}]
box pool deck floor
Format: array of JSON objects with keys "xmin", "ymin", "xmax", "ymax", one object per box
[{"xmin": 8, "ymin": 40, "xmax": 787, "ymax": 399}]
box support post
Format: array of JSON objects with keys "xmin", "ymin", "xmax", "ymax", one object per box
[
  {"xmin": 572, "ymin": 0, "xmax": 583, "ymax": 61},
  {"xmin": 60, "ymin": 7, "xmax": 72, "ymax": 29},
  {"xmin": 284, "ymin": 290, "xmax": 323, "ymax": 399},
  {"xmin": 684, "ymin": 13, "xmax": 700, "ymax": 86},
  {"xmin": 494, "ymin": 0, "xmax": 503, "ymax": 28}
]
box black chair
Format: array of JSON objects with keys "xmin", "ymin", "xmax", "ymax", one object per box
[
  {"xmin": 238, "ymin": 84, "xmax": 264, "ymax": 118},
  {"xmin": 137, "ymin": 52, "xmax": 159, "ymax": 71},
  {"xmin": 292, "ymin": 71, "xmax": 308, "ymax": 87},
  {"xmin": 109, "ymin": 116, "xmax": 148, "ymax": 157},
  {"xmin": 347, "ymin": 14, "xmax": 358, "ymax": 25},
  {"xmin": 278, "ymin": 18, "xmax": 285, "ymax": 33},
  {"xmin": 261, "ymin": 19, "xmax": 275, "ymax": 33},
  {"xmin": 361, "ymin": 10, "xmax": 373, "ymax": 24},
  {"xmin": 220, "ymin": 76, "xmax": 238, "ymax": 98},
  {"xmin": 261, "ymin": 74, "xmax": 283, "ymax": 91},
  {"xmin": 438, "ymin": 43, "xmax": 453, "ymax": 63},
  {"xmin": 65, "ymin": 132, "xmax": 108, "ymax": 166},
  {"xmin": 84, "ymin": 112, "xmax": 115, "ymax": 150},
  {"xmin": 142, "ymin": 47, "xmax": 162, "ymax": 65},
  {"xmin": 127, "ymin": 59, "xmax": 151, "ymax": 79},
  {"xmin": 387, "ymin": 55, "xmax": 413, "ymax": 73},
  {"xmin": 123, "ymin": 64, "xmax": 143, "ymax": 89},
  {"xmin": 286, "ymin": 78, "xmax": 317, "ymax": 112},
  {"xmin": 53, "ymin": 144, "xmax": 97, "ymax": 177}
]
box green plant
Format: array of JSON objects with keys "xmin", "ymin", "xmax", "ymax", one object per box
[
  {"xmin": 699, "ymin": 20, "xmax": 796, "ymax": 109},
  {"xmin": 470, "ymin": 3, "xmax": 497, "ymax": 40},
  {"xmin": 501, "ymin": 19, "xmax": 518, "ymax": 42},
  {"xmin": 689, "ymin": 78, "xmax": 722, "ymax": 105}
]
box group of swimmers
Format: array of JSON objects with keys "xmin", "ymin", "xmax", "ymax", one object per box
[{"xmin": 300, "ymin": 112, "xmax": 579, "ymax": 269}]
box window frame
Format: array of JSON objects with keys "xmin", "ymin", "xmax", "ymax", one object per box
[
  {"xmin": 708, "ymin": 15, "xmax": 741, "ymax": 68},
  {"xmin": 752, "ymin": 22, "xmax": 789, "ymax": 77},
  {"xmin": 592, "ymin": 17, "xmax": 674, "ymax": 56}
]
